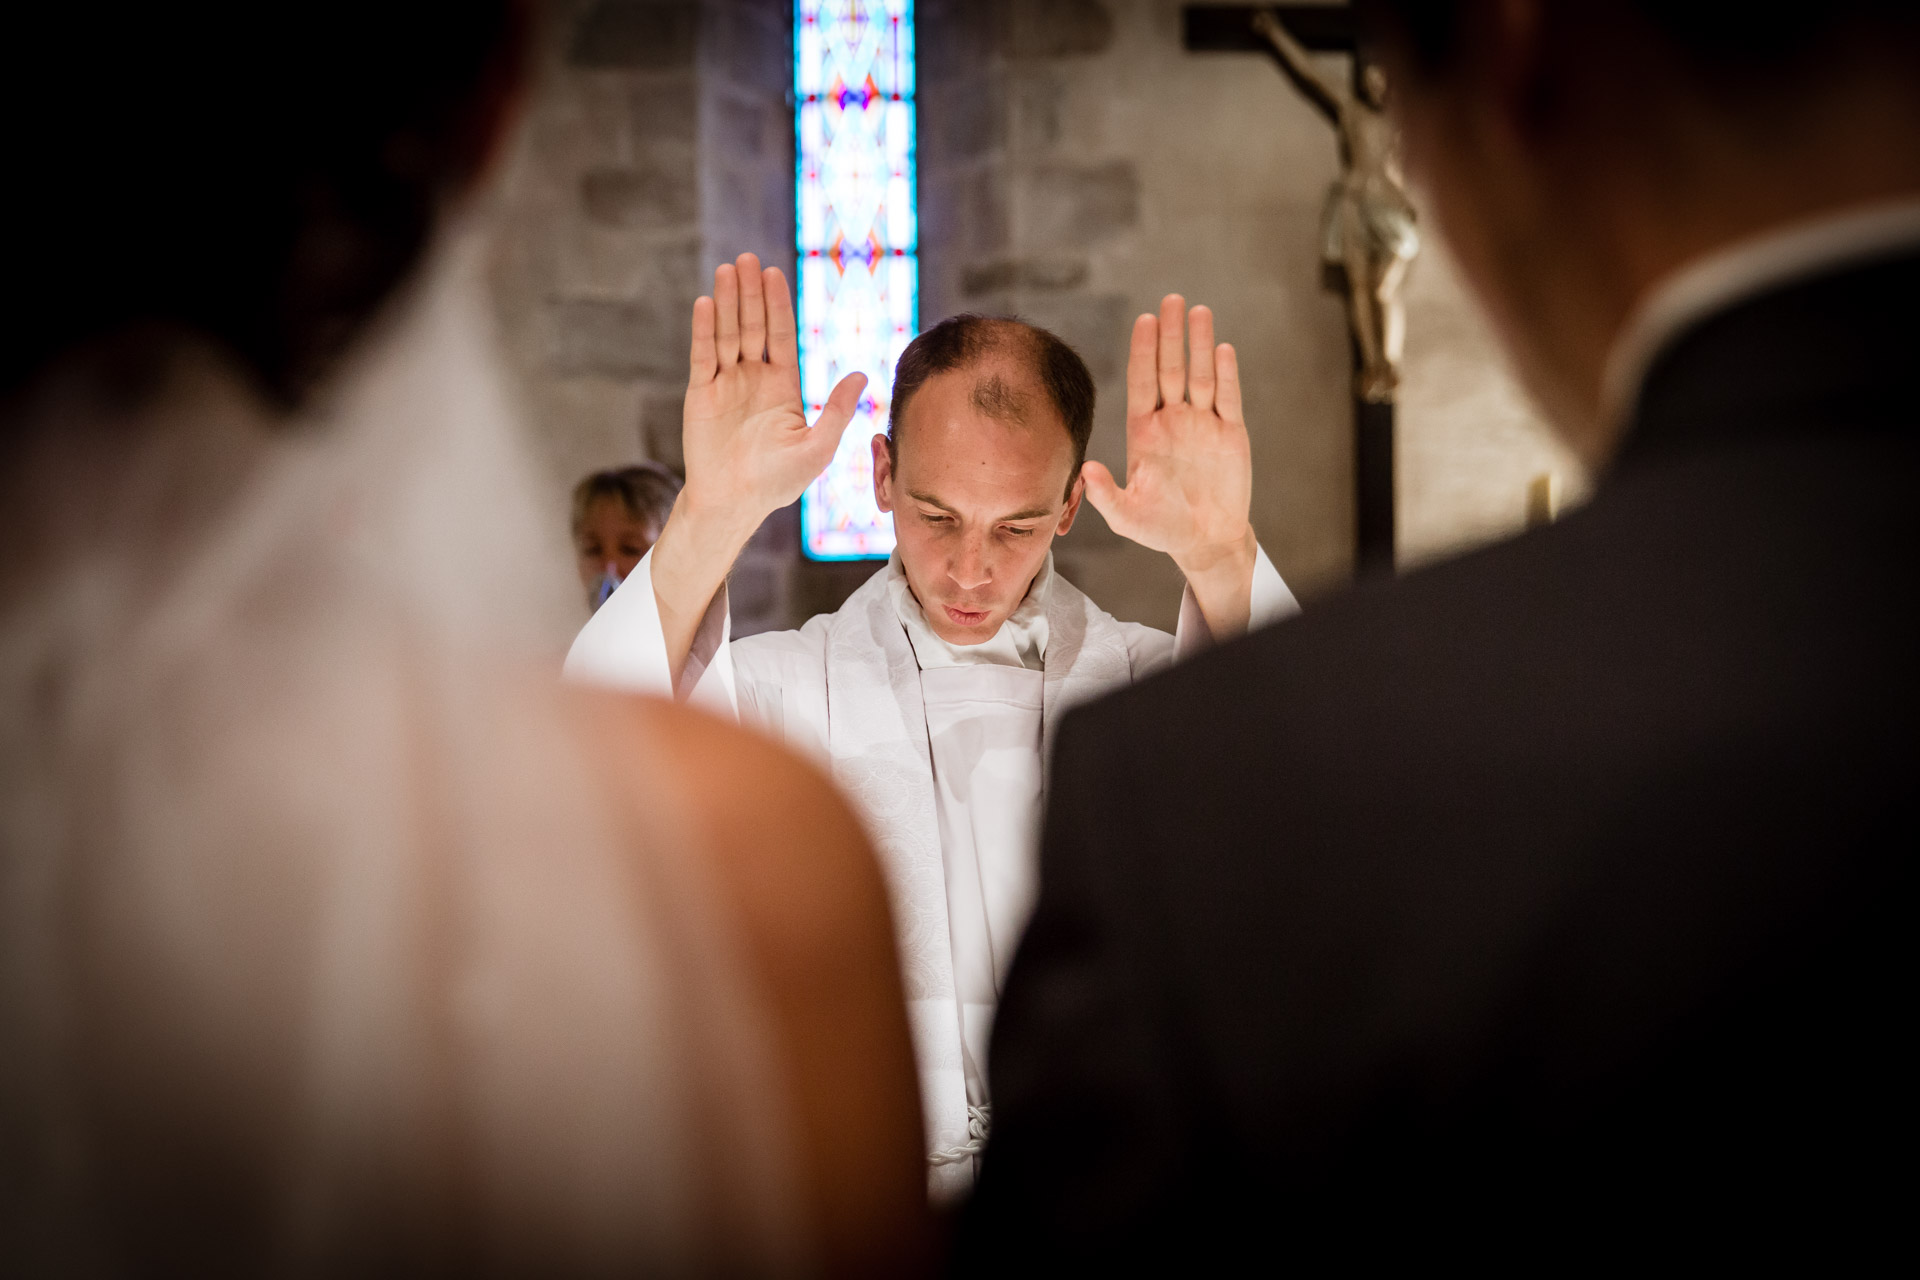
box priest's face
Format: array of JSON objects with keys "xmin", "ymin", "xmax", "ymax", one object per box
[{"xmin": 872, "ymin": 362, "xmax": 1084, "ymax": 646}]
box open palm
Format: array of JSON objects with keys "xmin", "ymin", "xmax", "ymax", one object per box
[
  {"xmin": 1083, "ymin": 296, "xmax": 1254, "ymax": 567},
  {"xmin": 681, "ymin": 254, "xmax": 865, "ymax": 524}
]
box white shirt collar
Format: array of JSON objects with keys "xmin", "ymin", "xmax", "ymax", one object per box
[
  {"xmin": 1601, "ymin": 196, "xmax": 1920, "ymax": 436},
  {"xmin": 887, "ymin": 551, "xmax": 1053, "ymax": 672}
]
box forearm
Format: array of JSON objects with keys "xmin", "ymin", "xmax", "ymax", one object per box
[
  {"xmin": 1173, "ymin": 525, "xmax": 1258, "ymax": 640},
  {"xmin": 649, "ymin": 495, "xmax": 764, "ymax": 688}
]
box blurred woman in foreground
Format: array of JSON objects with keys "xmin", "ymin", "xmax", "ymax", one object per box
[{"xmin": 0, "ymin": 4, "xmax": 927, "ymax": 1273}]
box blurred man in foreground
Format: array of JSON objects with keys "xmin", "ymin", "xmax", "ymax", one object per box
[{"xmin": 966, "ymin": 0, "xmax": 1918, "ymax": 1264}]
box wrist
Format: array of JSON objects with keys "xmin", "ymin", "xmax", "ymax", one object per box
[
  {"xmin": 673, "ymin": 484, "xmax": 766, "ymax": 554},
  {"xmin": 653, "ymin": 492, "xmax": 760, "ymax": 609},
  {"xmin": 1173, "ymin": 524, "xmax": 1257, "ymax": 586}
]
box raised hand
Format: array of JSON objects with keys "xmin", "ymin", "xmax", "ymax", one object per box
[
  {"xmin": 680, "ymin": 252, "xmax": 867, "ymax": 533},
  {"xmin": 646, "ymin": 253, "xmax": 864, "ymax": 687},
  {"xmin": 1082, "ymin": 295, "xmax": 1257, "ymax": 635}
]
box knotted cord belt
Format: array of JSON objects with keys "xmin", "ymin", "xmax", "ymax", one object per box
[{"xmin": 926, "ymin": 1104, "xmax": 991, "ymax": 1166}]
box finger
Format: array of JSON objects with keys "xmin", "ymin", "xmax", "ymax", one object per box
[
  {"xmin": 714, "ymin": 262, "xmax": 741, "ymax": 365},
  {"xmin": 1158, "ymin": 293, "xmax": 1186, "ymax": 408},
  {"xmin": 809, "ymin": 371, "xmax": 869, "ymax": 465},
  {"xmin": 1187, "ymin": 305, "xmax": 1217, "ymax": 415},
  {"xmin": 1215, "ymin": 342, "xmax": 1245, "ymax": 426},
  {"xmin": 689, "ymin": 296, "xmax": 717, "ymax": 386},
  {"xmin": 765, "ymin": 267, "xmax": 799, "ymax": 368},
  {"xmin": 736, "ymin": 252, "xmax": 767, "ymax": 362},
  {"xmin": 1126, "ymin": 313, "xmax": 1158, "ymax": 421}
]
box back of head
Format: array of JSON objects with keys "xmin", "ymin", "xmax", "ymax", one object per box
[
  {"xmin": 1355, "ymin": 0, "xmax": 1920, "ymax": 454},
  {"xmin": 888, "ymin": 314, "xmax": 1097, "ymax": 495},
  {"xmin": 1, "ymin": 2, "xmax": 520, "ymax": 415}
]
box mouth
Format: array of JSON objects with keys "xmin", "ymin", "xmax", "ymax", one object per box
[{"xmin": 943, "ymin": 604, "xmax": 991, "ymax": 628}]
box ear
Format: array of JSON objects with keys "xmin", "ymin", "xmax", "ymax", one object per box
[
  {"xmin": 1055, "ymin": 470, "xmax": 1086, "ymax": 536},
  {"xmin": 870, "ymin": 434, "xmax": 896, "ymax": 512}
]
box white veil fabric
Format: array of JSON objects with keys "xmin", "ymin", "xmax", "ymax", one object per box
[{"xmin": 0, "ymin": 231, "xmax": 802, "ymax": 1273}]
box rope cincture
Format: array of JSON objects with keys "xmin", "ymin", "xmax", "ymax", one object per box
[{"xmin": 926, "ymin": 1104, "xmax": 991, "ymax": 1166}]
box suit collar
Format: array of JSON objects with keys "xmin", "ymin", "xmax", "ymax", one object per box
[
  {"xmin": 1610, "ymin": 209, "xmax": 1920, "ymax": 473},
  {"xmin": 1603, "ymin": 198, "xmax": 1920, "ymax": 433}
]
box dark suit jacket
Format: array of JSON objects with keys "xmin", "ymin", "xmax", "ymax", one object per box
[{"xmin": 960, "ymin": 249, "xmax": 1918, "ymax": 1266}]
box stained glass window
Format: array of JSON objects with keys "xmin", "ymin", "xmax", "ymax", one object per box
[{"xmin": 796, "ymin": 0, "xmax": 916, "ymax": 560}]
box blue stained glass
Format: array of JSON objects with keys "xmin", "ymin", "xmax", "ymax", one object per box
[{"xmin": 797, "ymin": 0, "xmax": 915, "ymax": 560}]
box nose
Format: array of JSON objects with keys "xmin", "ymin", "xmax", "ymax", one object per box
[{"xmin": 949, "ymin": 534, "xmax": 993, "ymax": 592}]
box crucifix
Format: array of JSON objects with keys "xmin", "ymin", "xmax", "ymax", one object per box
[{"xmin": 1184, "ymin": 4, "xmax": 1419, "ymax": 576}]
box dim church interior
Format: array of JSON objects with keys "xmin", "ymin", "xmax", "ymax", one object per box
[{"xmin": 486, "ymin": 0, "xmax": 1586, "ymax": 637}]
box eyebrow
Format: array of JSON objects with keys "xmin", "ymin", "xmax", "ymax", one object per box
[{"xmin": 907, "ymin": 490, "xmax": 1055, "ymax": 523}]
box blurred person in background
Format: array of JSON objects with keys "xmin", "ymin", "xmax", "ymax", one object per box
[
  {"xmin": 573, "ymin": 462, "xmax": 682, "ymax": 612},
  {"xmin": 964, "ymin": 0, "xmax": 1919, "ymax": 1266},
  {"xmin": 0, "ymin": 3, "xmax": 927, "ymax": 1274}
]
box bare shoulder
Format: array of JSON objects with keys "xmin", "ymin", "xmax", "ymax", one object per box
[
  {"xmin": 565, "ymin": 688, "xmax": 897, "ymax": 991},
  {"xmin": 562, "ymin": 687, "xmax": 930, "ymax": 1272}
]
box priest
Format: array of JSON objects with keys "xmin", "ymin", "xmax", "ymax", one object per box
[{"xmin": 565, "ymin": 253, "xmax": 1298, "ymax": 1197}]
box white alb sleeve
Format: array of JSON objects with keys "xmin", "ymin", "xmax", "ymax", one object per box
[
  {"xmin": 562, "ymin": 547, "xmax": 740, "ymax": 717},
  {"xmin": 1170, "ymin": 542, "xmax": 1301, "ymax": 661}
]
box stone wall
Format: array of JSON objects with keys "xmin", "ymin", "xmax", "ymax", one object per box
[
  {"xmin": 488, "ymin": 0, "xmax": 1587, "ymax": 636},
  {"xmin": 919, "ymin": 0, "xmax": 1585, "ymax": 628},
  {"xmin": 487, "ymin": 0, "xmax": 800, "ymax": 634}
]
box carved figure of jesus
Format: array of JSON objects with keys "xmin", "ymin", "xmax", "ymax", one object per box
[{"xmin": 1254, "ymin": 9, "xmax": 1420, "ymax": 404}]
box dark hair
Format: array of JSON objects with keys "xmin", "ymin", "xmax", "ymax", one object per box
[
  {"xmin": 886, "ymin": 314, "xmax": 1096, "ymax": 500},
  {"xmin": 571, "ymin": 463, "xmax": 683, "ymax": 538},
  {"xmin": 3, "ymin": 3, "xmax": 522, "ymax": 413},
  {"xmin": 1358, "ymin": 0, "xmax": 1920, "ymax": 74}
]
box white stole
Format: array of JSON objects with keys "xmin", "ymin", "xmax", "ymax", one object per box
[{"xmin": 821, "ymin": 566, "xmax": 1136, "ymax": 1200}]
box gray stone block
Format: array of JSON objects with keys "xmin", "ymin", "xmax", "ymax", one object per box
[
  {"xmin": 1012, "ymin": 75, "xmax": 1065, "ymax": 150},
  {"xmin": 701, "ymin": 2, "xmax": 791, "ymax": 91},
  {"xmin": 1011, "ymin": 0, "xmax": 1113, "ymax": 58},
  {"xmin": 917, "ymin": 0, "xmax": 1006, "ymax": 79},
  {"xmin": 569, "ymin": 1, "xmax": 696, "ymax": 70},
  {"xmin": 581, "ymin": 160, "xmax": 698, "ymax": 227},
  {"xmin": 545, "ymin": 298, "xmax": 684, "ymax": 377},
  {"xmin": 708, "ymin": 90, "xmax": 780, "ymax": 158},
  {"xmin": 961, "ymin": 255, "xmax": 1088, "ymax": 295},
  {"xmin": 1020, "ymin": 160, "xmax": 1139, "ymax": 248},
  {"xmin": 924, "ymin": 75, "xmax": 1007, "ymax": 161},
  {"xmin": 1013, "ymin": 292, "xmax": 1132, "ymax": 384},
  {"xmin": 628, "ymin": 76, "xmax": 699, "ymax": 141},
  {"xmin": 923, "ymin": 166, "xmax": 1010, "ymax": 258}
]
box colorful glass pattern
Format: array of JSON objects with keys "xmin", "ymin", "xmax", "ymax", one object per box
[{"xmin": 796, "ymin": 0, "xmax": 916, "ymax": 560}]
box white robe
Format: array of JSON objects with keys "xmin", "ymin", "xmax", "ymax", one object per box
[{"xmin": 566, "ymin": 546, "xmax": 1298, "ymax": 1198}]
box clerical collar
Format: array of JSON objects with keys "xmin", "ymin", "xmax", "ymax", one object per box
[
  {"xmin": 1600, "ymin": 196, "xmax": 1920, "ymax": 440},
  {"xmin": 887, "ymin": 552, "xmax": 1052, "ymax": 672}
]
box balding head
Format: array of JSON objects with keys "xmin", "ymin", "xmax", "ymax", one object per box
[{"xmin": 886, "ymin": 315, "xmax": 1096, "ymax": 500}]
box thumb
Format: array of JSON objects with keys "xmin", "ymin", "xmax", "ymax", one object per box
[
  {"xmin": 808, "ymin": 371, "xmax": 867, "ymax": 461},
  {"xmin": 1080, "ymin": 460, "xmax": 1124, "ymax": 517}
]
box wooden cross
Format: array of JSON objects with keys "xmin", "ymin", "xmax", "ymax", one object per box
[{"xmin": 1183, "ymin": 4, "xmax": 1397, "ymax": 577}]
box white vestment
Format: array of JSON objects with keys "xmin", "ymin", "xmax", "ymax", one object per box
[{"xmin": 566, "ymin": 545, "xmax": 1298, "ymax": 1197}]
